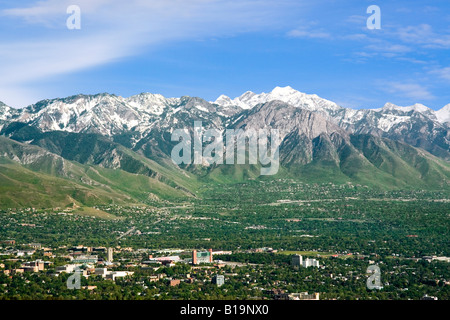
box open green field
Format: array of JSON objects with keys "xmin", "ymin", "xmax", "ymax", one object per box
[{"xmin": 276, "ymin": 250, "xmax": 334, "ymax": 257}]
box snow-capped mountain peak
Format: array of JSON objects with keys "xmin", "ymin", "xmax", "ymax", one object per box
[
  {"xmin": 0, "ymin": 101, "xmax": 17, "ymax": 122},
  {"xmin": 270, "ymin": 85, "xmax": 298, "ymax": 97},
  {"xmin": 379, "ymin": 102, "xmax": 432, "ymax": 114},
  {"xmin": 0, "ymin": 87, "xmax": 448, "ymax": 160},
  {"xmin": 214, "ymin": 86, "xmax": 342, "ymax": 113},
  {"xmin": 126, "ymin": 92, "xmax": 180, "ymax": 115},
  {"xmin": 436, "ymin": 104, "xmax": 450, "ymax": 124},
  {"xmin": 213, "ymin": 94, "xmax": 234, "ymax": 106}
]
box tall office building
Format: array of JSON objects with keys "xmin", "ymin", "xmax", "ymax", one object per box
[
  {"xmin": 107, "ymin": 247, "xmax": 113, "ymax": 263},
  {"xmin": 292, "ymin": 254, "xmax": 320, "ymax": 268},
  {"xmin": 291, "ymin": 254, "xmax": 303, "ymax": 267},
  {"xmin": 303, "ymin": 258, "xmax": 320, "ymax": 268}
]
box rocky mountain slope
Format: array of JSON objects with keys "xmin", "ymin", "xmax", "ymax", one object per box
[{"xmin": 0, "ymin": 86, "xmax": 449, "ymax": 208}]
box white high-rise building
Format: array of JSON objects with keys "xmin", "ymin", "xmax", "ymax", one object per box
[
  {"xmin": 303, "ymin": 258, "xmax": 319, "ymax": 268},
  {"xmin": 292, "ymin": 254, "xmax": 320, "ymax": 268}
]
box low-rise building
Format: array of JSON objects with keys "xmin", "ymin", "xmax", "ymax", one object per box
[
  {"xmin": 212, "ymin": 251, "xmax": 232, "ymax": 256},
  {"xmin": 0, "ymin": 240, "xmax": 15, "ymax": 246},
  {"xmin": 72, "ymin": 255, "xmax": 98, "ymax": 264},
  {"xmin": 27, "ymin": 243, "xmax": 41, "ymax": 249},
  {"xmin": 81, "ymin": 286, "xmax": 97, "ymax": 290},
  {"xmin": 421, "ymin": 294, "xmax": 438, "ymax": 300},
  {"xmin": 192, "ymin": 249, "xmax": 213, "ymax": 265},
  {"xmin": 94, "ymin": 268, "xmax": 108, "ymax": 277},
  {"xmin": 56, "ymin": 264, "xmax": 80, "ymax": 273},
  {"xmin": 16, "ymin": 250, "xmax": 35, "ymax": 257},
  {"xmin": 169, "ymin": 279, "xmax": 181, "ymax": 286},
  {"xmin": 22, "ymin": 260, "xmax": 47, "ymax": 272},
  {"xmin": 94, "ymin": 268, "xmax": 134, "ymax": 281},
  {"xmin": 288, "ymin": 292, "xmax": 320, "ymax": 300},
  {"xmin": 106, "ymin": 271, "xmax": 134, "ymax": 281}
]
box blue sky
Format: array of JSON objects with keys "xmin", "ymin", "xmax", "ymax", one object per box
[{"xmin": 1, "ymin": 0, "xmax": 450, "ymax": 110}]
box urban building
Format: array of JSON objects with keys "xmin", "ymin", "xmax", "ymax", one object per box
[
  {"xmin": 291, "ymin": 254, "xmax": 319, "ymax": 268},
  {"xmin": 105, "ymin": 271, "xmax": 134, "ymax": 281},
  {"xmin": 0, "ymin": 240, "xmax": 15, "ymax": 246},
  {"xmin": 93, "ymin": 268, "xmax": 133, "ymax": 280},
  {"xmin": 72, "ymin": 255, "xmax": 98, "ymax": 264},
  {"xmin": 212, "ymin": 251, "xmax": 232, "ymax": 255},
  {"xmin": 107, "ymin": 248, "xmax": 113, "ymax": 263},
  {"xmin": 16, "ymin": 250, "xmax": 35, "ymax": 257},
  {"xmin": 21, "ymin": 260, "xmax": 51, "ymax": 272},
  {"xmin": 291, "ymin": 254, "xmax": 303, "ymax": 267},
  {"xmin": 192, "ymin": 249, "xmax": 213, "ymax": 265},
  {"xmin": 212, "ymin": 275, "xmax": 225, "ymax": 287},
  {"xmin": 421, "ymin": 294, "xmax": 438, "ymax": 300},
  {"xmin": 288, "ymin": 292, "xmax": 320, "ymax": 300},
  {"xmin": 169, "ymin": 279, "xmax": 181, "ymax": 286},
  {"xmin": 303, "ymin": 258, "xmax": 320, "ymax": 268},
  {"xmin": 143, "ymin": 255, "xmax": 181, "ymax": 264},
  {"xmin": 95, "ymin": 268, "xmax": 108, "ymax": 277},
  {"xmin": 27, "ymin": 243, "xmax": 42, "ymax": 249},
  {"xmin": 56, "ymin": 264, "xmax": 79, "ymax": 273}
]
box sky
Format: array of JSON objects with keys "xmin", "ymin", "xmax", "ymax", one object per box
[{"xmin": 1, "ymin": 0, "xmax": 450, "ymax": 110}]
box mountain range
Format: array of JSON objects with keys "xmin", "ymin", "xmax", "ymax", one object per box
[{"xmin": 0, "ymin": 86, "xmax": 449, "ymax": 208}]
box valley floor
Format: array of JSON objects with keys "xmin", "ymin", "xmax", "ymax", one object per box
[{"xmin": 0, "ymin": 181, "xmax": 449, "ymax": 300}]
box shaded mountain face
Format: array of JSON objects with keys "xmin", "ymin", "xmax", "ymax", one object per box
[
  {"xmin": 0, "ymin": 136, "xmax": 196, "ymax": 208},
  {"xmin": 222, "ymin": 100, "xmax": 449, "ymax": 188},
  {"xmin": 228, "ymin": 101, "xmax": 349, "ymax": 166},
  {"xmin": 0, "ymin": 87, "xmax": 449, "ymax": 206},
  {"xmin": 215, "ymin": 86, "xmax": 450, "ymax": 160}
]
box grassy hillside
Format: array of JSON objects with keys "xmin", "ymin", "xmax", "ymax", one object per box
[
  {"xmin": 0, "ymin": 160, "xmax": 129, "ymax": 208},
  {"xmin": 0, "ymin": 137, "xmax": 196, "ymax": 209},
  {"xmin": 1, "ymin": 129, "xmax": 449, "ymax": 210}
]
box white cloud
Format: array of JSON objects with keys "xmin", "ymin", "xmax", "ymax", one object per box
[
  {"xmin": 345, "ymin": 15, "xmax": 366, "ymax": 24},
  {"xmin": 0, "ymin": 0, "xmax": 303, "ymax": 107},
  {"xmin": 342, "ymin": 33, "xmax": 367, "ymax": 41},
  {"xmin": 365, "ymin": 44, "xmax": 411, "ymax": 54},
  {"xmin": 287, "ymin": 27, "xmax": 330, "ymax": 39},
  {"xmin": 430, "ymin": 67, "xmax": 450, "ymax": 81},
  {"xmin": 383, "ymin": 82, "xmax": 435, "ymax": 101},
  {"xmin": 396, "ymin": 24, "xmax": 450, "ymax": 49}
]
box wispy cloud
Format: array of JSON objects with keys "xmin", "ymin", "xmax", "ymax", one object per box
[
  {"xmin": 382, "ymin": 82, "xmax": 435, "ymax": 101},
  {"xmin": 365, "ymin": 44, "xmax": 411, "ymax": 54},
  {"xmin": 430, "ymin": 67, "xmax": 450, "ymax": 81},
  {"xmin": 0, "ymin": 0, "xmax": 302, "ymax": 107},
  {"xmin": 396, "ymin": 24, "xmax": 450, "ymax": 49},
  {"xmin": 287, "ymin": 27, "xmax": 331, "ymax": 39}
]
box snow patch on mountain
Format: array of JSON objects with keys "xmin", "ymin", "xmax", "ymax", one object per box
[
  {"xmin": 436, "ymin": 104, "xmax": 450, "ymax": 124},
  {"xmin": 375, "ymin": 102, "xmax": 432, "ymax": 113},
  {"xmin": 0, "ymin": 103, "xmax": 15, "ymax": 121},
  {"xmin": 214, "ymin": 86, "xmax": 342, "ymax": 113},
  {"xmin": 195, "ymin": 105, "xmax": 210, "ymax": 113},
  {"xmin": 0, "ymin": 87, "xmax": 448, "ymax": 161}
]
